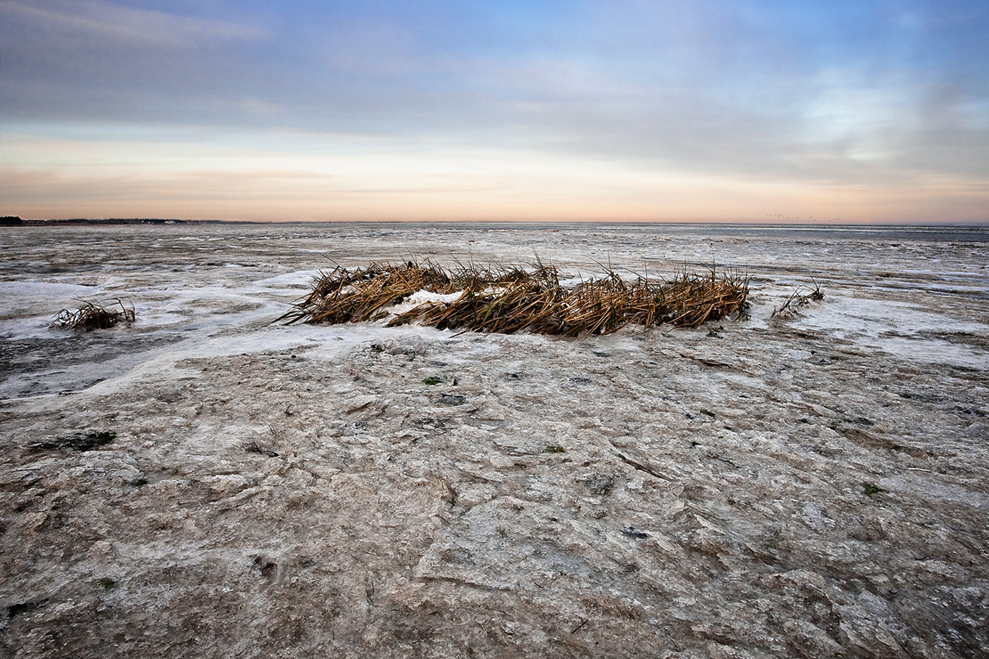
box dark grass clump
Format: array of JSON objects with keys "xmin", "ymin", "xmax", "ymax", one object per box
[
  {"xmin": 279, "ymin": 260, "xmax": 748, "ymax": 336},
  {"xmin": 50, "ymin": 299, "xmax": 135, "ymax": 331},
  {"xmin": 31, "ymin": 430, "xmax": 116, "ymax": 452}
]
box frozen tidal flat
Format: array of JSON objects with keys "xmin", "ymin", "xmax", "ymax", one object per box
[{"xmin": 1, "ymin": 223, "xmax": 987, "ymax": 658}]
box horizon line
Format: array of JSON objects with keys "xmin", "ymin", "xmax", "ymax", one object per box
[{"xmin": 4, "ymin": 216, "xmax": 989, "ymax": 228}]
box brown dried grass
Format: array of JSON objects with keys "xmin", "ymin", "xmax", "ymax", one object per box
[
  {"xmin": 770, "ymin": 282, "xmax": 824, "ymax": 320},
  {"xmin": 50, "ymin": 299, "xmax": 135, "ymax": 331},
  {"xmin": 279, "ymin": 260, "xmax": 748, "ymax": 336}
]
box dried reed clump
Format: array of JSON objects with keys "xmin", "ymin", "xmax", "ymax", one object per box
[
  {"xmin": 279, "ymin": 261, "xmax": 456, "ymax": 325},
  {"xmin": 279, "ymin": 260, "xmax": 748, "ymax": 336},
  {"xmin": 50, "ymin": 299, "xmax": 135, "ymax": 331}
]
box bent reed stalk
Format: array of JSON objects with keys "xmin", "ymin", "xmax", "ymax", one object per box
[{"xmin": 279, "ymin": 260, "xmax": 748, "ymax": 336}]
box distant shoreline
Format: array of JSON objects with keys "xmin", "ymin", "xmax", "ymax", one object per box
[
  {"xmin": 2, "ymin": 216, "xmax": 987, "ymax": 229},
  {"xmin": 0, "ymin": 217, "xmax": 256, "ymax": 226}
]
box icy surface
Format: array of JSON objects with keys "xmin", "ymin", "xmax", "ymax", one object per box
[{"xmin": 0, "ymin": 223, "xmax": 987, "ymax": 657}]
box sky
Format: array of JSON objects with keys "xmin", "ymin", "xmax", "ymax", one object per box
[{"xmin": 1, "ymin": 0, "xmax": 987, "ymax": 223}]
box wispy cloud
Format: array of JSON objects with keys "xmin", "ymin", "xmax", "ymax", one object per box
[{"xmin": 0, "ymin": 0, "xmax": 266, "ymax": 47}]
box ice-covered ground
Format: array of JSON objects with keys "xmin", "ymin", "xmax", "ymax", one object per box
[{"xmin": 1, "ymin": 223, "xmax": 987, "ymax": 658}]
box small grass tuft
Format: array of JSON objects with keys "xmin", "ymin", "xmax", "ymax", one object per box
[
  {"xmin": 545, "ymin": 444, "xmax": 566, "ymax": 453},
  {"xmin": 422, "ymin": 376, "xmax": 444, "ymax": 385},
  {"xmin": 96, "ymin": 578, "xmax": 118, "ymax": 592},
  {"xmin": 862, "ymin": 482, "xmax": 885, "ymax": 497},
  {"xmin": 50, "ymin": 299, "xmax": 135, "ymax": 331},
  {"xmin": 771, "ymin": 282, "xmax": 824, "ymax": 320}
]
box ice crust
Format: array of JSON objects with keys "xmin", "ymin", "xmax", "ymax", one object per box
[{"xmin": 0, "ymin": 223, "xmax": 987, "ymax": 658}]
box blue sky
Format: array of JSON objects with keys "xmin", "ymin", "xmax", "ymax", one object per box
[{"xmin": 1, "ymin": 0, "xmax": 986, "ymax": 222}]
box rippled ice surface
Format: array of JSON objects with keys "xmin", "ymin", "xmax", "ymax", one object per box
[
  {"xmin": 1, "ymin": 223, "xmax": 987, "ymax": 399},
  {"xmin": 1, "ymin": 223, "xmax": 988, "ymax": 658}
]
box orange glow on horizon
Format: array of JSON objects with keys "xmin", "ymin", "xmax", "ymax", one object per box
[{"xmin": 2, "ymin": 129, "xmax": 986, "ymax": 225}]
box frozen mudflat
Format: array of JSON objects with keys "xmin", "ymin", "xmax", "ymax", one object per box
[{"xmin": 0, "ymin": 223, "xmax": 987, "ymax": 658}]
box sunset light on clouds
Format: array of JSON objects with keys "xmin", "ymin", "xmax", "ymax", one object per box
[{"xmin": 1, "ymin": 0, "xmax": 986, "ymax": 223}]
